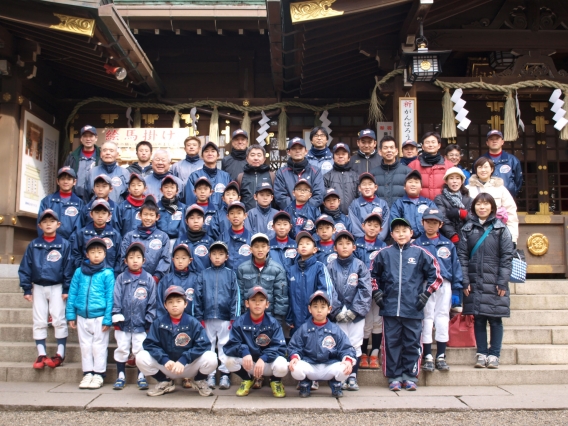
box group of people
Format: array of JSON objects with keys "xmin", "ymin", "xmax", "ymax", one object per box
[{"xmin": 18, "ymin": 124, "xmax": 522, "ymax": 397}]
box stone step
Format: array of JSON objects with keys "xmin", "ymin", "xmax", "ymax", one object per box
[
  {"xmin": 0, "ymin": 342, "xmax": 117, "ymax": 363},
  {"xmin": 503, "ymin": 326, "xmax": 568, "ymax": 345},
  {"xmin": 0, "ymin": 324, "xmax": 117, "ymax": 344},
  {"xmin": 513, "ymin": 280, "xmax": 568, "ymax": 295},
  {"xmin": 0, "ymin": 293, "xmax": 35, "ymax": 309},
  {"xmin": 510, "ymin": 295, "xmax": 568, "ymax": 310},
  {"xmin": 504, "ymin": 310, "xmax": 568, "ymax": 326},
  {"xmin": 0, "ymin": 308, "xmax": 32, "ymax": 323},
  {"xmin": 515, "ymin": 344, "xmax": 568, "ymax": 365},
  {"xmin": 0, "ymin": 279, "xmax": 20, "ymax": 294}
]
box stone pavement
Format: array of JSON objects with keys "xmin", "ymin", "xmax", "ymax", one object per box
[{"xmin": 0, "ymin": 382, "xmax": 567, "ymax": 413}]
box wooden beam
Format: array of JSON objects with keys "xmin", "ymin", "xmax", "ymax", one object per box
[
  {"xmin": 302, "ymin": 62, "xmax": 379, "ymax": 86},
  {"xmin": 302, "ymin": 35, "xmax": 399, "ymax": 62},
  {"xmin": 425, "ymin": 0, "xmax": 494, "ymax": 26},
  {"xmin": 301, "ymin": 65, "xmax": 378, "ymax": 90},
  {"xmin": 290, "ymin": 0, "xmax": 412, "ymax": 24},
  {"xmin": 400, "ymin": 0, "xmax": 433, "ymax": 46},
  {"xmin": 266, "ymin": 0, "xmax": 283, "ymax": 93}
]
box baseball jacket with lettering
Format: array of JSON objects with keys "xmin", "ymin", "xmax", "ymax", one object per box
[
  {"xmin": 219, "ymin": 227, "xmax": 252, "ymax": 271},
  {"xmin": 70, "ymin": 222, "xmax": 121, "ymax": 274},
  {"xmin": 112, "ymin": 269, "xmax": 157, "ymax": 333},
  {"xmin": 120, "ymin": 226, "xmax": 171, "ymax": 280},
  {"xmin": 415, "ymin": 233, "xmax": 463, "ymax": 291},
  {"xmin": 174, "ymin": 231, "xmax": 213, "ymax": 275},
  {"xmin": 269, "ymin": 237, "xmax": 297, "ymax": 270},
  {"xmin": 348, "ymin": 196, "xmax": 390, "ymax": 241},
  {"xmin": 37, "ymin": 192, "xmax": 84, "ymax": 240},
  {"xmin": 156, "ymin": 268, "xmax": 197, "ymax": 319}
]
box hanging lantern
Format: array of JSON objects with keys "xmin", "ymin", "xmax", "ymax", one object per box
[{"xmin": 489, "ymin": 51, "xmax": 516, "ymax": 71}]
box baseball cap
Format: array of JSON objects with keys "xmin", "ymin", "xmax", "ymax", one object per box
[
  {"xmin": 255, "ymin": 182, "xmax": 274, "ymax": 194},
  {"xmin": 143, "ymin": 194, "xmax": 157, "ymax": 206},
  {"xmin": 405, "ymin": 169, "xmax": 422, "ymax": 182},
  {"xmin": 91, "ymin": 199, "xmax": 111, "ymax": 211},
  {"xmin": 390, "ymin": 217, "xmax": 412, "ymax": 231},
  {"xmin": 402, "ymin": 140, "xmax": 418, "ymax": 148},
  {"xmin": 232, "ymin": 129, "xmax": 249, "ymax": 140},
  {"xmin": 294, "ymin": 178, "xmax": 312, "ymax": 190},
  {"xmin": 39, "ymin": 208, "xmax": 59, "ymax": 222},
  {"xmin": 86, "ymin": 237, "xmax": 107, "ymax": 252},
  {"xmin": 57, "ymin": 166, "xmax": 76, "ymax": 179},
  {"xmin": 358, "ymin": 129, "xmax": 376, "ymax": 140},
  {"xmin": 443, "ymin": 166, "xmax": 466, "ymax": 182},
  {"xmin": 315, "ymin": 214, "xmax": 334, "ymax": 227},
  {"xmin": 251, "ymin": 233, "xmax": 270, "ymax": 245},
  {"xmin": 172, "ymin": 243, "xmax": 192, "ymax": 257},
  {"xmin": 94, "ymin": 174, "xmax": 112, "ymax": 185},
  {"xmin": 323, "ymin": 188, "xmax": 340, "ymax": 200},
  {"xmin": 164, "ymin": 285, "xmax": 187, "ymax": 301},
  {"xmin": 487, "ymin": 129, "xmax": 504, "ymax": 139},
  {"xmin": 272, "ymin": 211, "xmax": 292, "ymax": 223},
  {"xmin": 246, "ymin": 286, "xmax": 268, "ymax": 300},
  {"xmin": 363, "ymin": 212, "xmax": 383, "ymax": 225},
  {"xmin": 332, "ymin": 143, "xmax": 350, "ymax": 154},
  {"xmin": 295, "ymin": 230, "xmax": 316, "ymax": 244},
  {"xmin": 210, "ymin": 241, "xmax": 229, "ymax": 253},
  {"xmin": 125, "ymin": 241, "xmax": 145, "ymax": 257},
  {"xmin": 194, "ymin": 176, "xmax": 212, "ymax": 188},
  {"xmin": 185, "ymin": 204, "xmax": 205, "ymax": 217},
  {"xmin": 227, "ymin": 201, "xmax": 246, "ymax": 212},
  {"xmin": 334, "ymin": 230, "xmax": 355, "ymax": 245},
  {"xmin": 129, "ymin": 173, "xmax": 146, "ymax": 186},
  {"xmin": 309, "ymin": 290, "xmax": 330, "ymax": 305},
  {"xmin": 160, "ymin": 175, "xmax": 178, "ymax": 187},
  {"xmin": 224, "ymin": 181, "xmax": 240, "ymax": 195},
  {"xmin": 202, "ymin": 141, "xmax": 220, "ymax": 154},
  {"xmin": 80, "ymin": 125, "xmax": 97, "ymax": 136},
  {"xmin": 359, "ymin": 172, "xmax": 376, "ymax": 184},
  {"xmin": 422, "ymin": 208, "xmax": 444, "ymax": 222},
  {"xmin": 287, "ymin": 137, "xmax": 306, "ymax": 150}
]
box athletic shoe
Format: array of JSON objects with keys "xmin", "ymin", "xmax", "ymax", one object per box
[
  {"xmin": 329, "ymin": 379, "xmax": 343, "ymax": 398},
  {"xmin": 359, "ymin": 354, "xmax": 370, "ymax": 368},
  {"xmin": 33, "ymin": 355, "xmax": 47, "ymax": 370},
  {"xmin": 113, "ymin": 377, "xmax": 126, "ymax": 390},
  {"xmin": 147, "ymin": 380, "xmax": 175, "ymax": 397},
  {"xmin": 252, "ymin": 376, "xmax": 263, "ymax": 389},
  {"xmin": 475, "ymin": 353, "xmax": 487, "ymax": 368},
  {"xmin": 404, "ymin": 380, "xmax": 417, "ymax": 391},
  {"xmin": 126, "ymin": 353, "xmax": 136, "ymax": 368},
  {"xmin": 182, "ymin": 378, "xmax": 192, "ymax": 388},
  {"xmin": 369, "ymin": 355, "xmax": 380, "ymax": 369},
  {"xmin": 311, "ymin": 380, "xmax": 319, "ymax": 390},
  {"xmin": 270, "ymin": 381, "xmax": 286, "ymax": 398},
  {"xmin": 299, "ymin": 380, "xmax": 311, "ymax": 398},
  {"xmin": 451, "ymin": 305, "xmax": 463, "ymax": 313},
  {"xmin": 192, "ymin": 379, "xmax": 214, "ymax": 396},
  {"xmin": 435, "ymin": 355, "xmax": 450, "ymax": 371},
  {"xmin": 45, "ymin": 354, "xmax": 64, "ymax": 369},
  {"xmin": 341, "ymin": 381, "xmax": 348, "ymax": 390},
  {"xmin": 206, "ymin": 373, "xmax": 216, "ymax": 389},
  {"xmin": 487, "ymin": 355, "xmax": 500, "ymax": 369},
  {"xmin": 137, "ymin": 377, "xmax": 149, "ymax": 390},
  {"xmin": 346, "ymin": 376, "xmax": 359, "ymax": 391},
  {"xmin": 88, "ymin": 374, "xmax": 104, "ymax": 389},
  {"xmin": 219, "ymin": 375, "xmax": 231, "ymax": 390},
  {"xmin": 389, "ymin": 381, "xmax": 401, "ymax": 392},
  {"xmin": 79, "ymin": 373, "xmax": 93, "ymax": 389},
  {"xmin": 236, "ymin": 379, "xmax": 254, "ymax": 397},
  {"xmin": 422, "ymin": 355, "xmax": 435, "ymax": 372}
]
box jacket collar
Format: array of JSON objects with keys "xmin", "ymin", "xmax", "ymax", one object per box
[
  {"xmin": 270, "ymin": 238, "xmax": 296, "ymax": 249},
  {"xmin": 358, "ymin": 196, "xmax": 380, "ymax": 206},
  {"xmin": 49, "ymin": 192, "xmax": 82, "ymax": 204},
  {"xmin": 468, "ymin": 174, "xmax": 504, "ymax": 188},
  {"xmin": 306, "ymin": 318, "xmax": 334, "ymax": 333},
  {"xmin": 483, "ymin": 151, "xmax": 510, "ymax": 163},
  {"xmin": 356, "ymin": 150, "xmax": 377, "ymax": 160},
  {"xmin": 85, "ymin": 222, "xmax": 116, "ymax": 235},
  {"xmin": 418, "ymin": 154, "xmax": 446, "ymax": 167},
  {"xmin": 401, "ymin": 194, "xmax": 429, "ymax": 203},
  {"xmin": 33, "ymin": 235, "xmax": 64, "ymax": 249},
  {"xmin": 355, "ymin": 237, "xmax": 383, "ymax": 249},
  {"xmin": 380, "ymin": 159, "xmax": 400, "ymax": 170},
  {"xmin": 416, "ymin": 234, "xmax": 450, "ymax": 247},
  {"xmin": 158, "ymin": 313, "xmax": 191, "ymax": 331},
  {"xmin": 122, "ymin": 269, "xmax": 152, "ymax": 284}
]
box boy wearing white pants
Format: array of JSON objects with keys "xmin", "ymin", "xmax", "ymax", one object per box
[
  {"xmin": 66, "ymin": 237, "xmax": 115, "ymax": 389},
  {"xmin": 19, "ymin": 209, "xmax": 74, "ymax": 370},
  {"xmin": 112, "ymin": 242, "xmax": 157, "ymax": 390},
  {"xmin": 416, "ymin": 208, "xmax": 463, "ymax": 371}
]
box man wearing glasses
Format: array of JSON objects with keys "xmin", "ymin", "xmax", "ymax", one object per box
[
  {"xmin": 306, "ymin": 126, "xmax": 333, "ymax": 175},
  {"xmin": 349, "ymin": 129, "xmax": 382, "ymax": 175}
]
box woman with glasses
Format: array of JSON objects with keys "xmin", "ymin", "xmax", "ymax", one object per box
[{"xmin": 444, "ymin": 144, "xmax": 471, "ymax": 185}]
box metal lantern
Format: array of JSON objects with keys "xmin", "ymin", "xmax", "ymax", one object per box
[
  {"xmin": 400, "ymin": 48, "xmax": 451, "ymax": 83},
  {"xmin": 489, "ymin": 51, "xmax": 516, "ymax": 71}
]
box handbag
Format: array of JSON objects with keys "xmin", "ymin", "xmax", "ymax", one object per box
[
  {"xmin": 447, "ymin": 314, "xmax": 476, "ymax": 347},
  {"xmin": 510, "ymin": 249, "xmax": 527, "ymax": 283},
  {"xmin": 469, "ymin": 224, "xmax": 494, "ymax": 259}
]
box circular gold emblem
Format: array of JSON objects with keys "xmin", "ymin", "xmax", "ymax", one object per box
[
  {"xmin": 420, "ymin": 60, "xmax": 432, "ymax": 71},
  {"xmin": 527, "ymin": 233, "xmax": 549, "ymax": 256}
]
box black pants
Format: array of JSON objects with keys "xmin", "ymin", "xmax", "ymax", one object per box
[{"xmin": 382, "ymin": 316, "xmax": 422, "ymax": 382}]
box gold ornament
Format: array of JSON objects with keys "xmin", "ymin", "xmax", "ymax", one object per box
[
  {"xmin": 420, "ymin": 60, "xmax": 432, "ymax": 71},
  {"xmin": 242, "ymin": 100, "xmax": 250, "ymax": 107},
  {"xmin": 2, "ymin": 93, "xmax": 11, "ymax": 102},
  {"xmin": 50, "ymin": 14, "xmax": 95, "ymax": 37},
  {"xmin": 527, "ymin": 233, "xmax": 549, "ymax": 256},
  {"xmin": 290, "ymin": 0, "xmax": 344, "ymax": 23},
  {"xmin": 18, "ymin": 96, "xmax": 24, "ymax": 105}
]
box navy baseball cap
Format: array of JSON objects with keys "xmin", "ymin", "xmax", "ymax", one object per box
[
  {"xmin": 202, "ymin": 141, "xmax": 220, "ymax": 153},
  {"xmin": 232, "ymin": 129, "xmax": 249, "ymax": 140},
  {"xmin": 80, "ymin": 125, "xmax": 97, "ymax": 136},
  {"xmin": 57, "ymin": 166, "xmax": 76, "ymax": 179},
  {"xmin": 358, "ymin": 129, "xmax": 376, "ymax": 140},
  {"xmin": 294, "ymin": 178, "xmax": 312, "ymax": 190},
  {"xmin": 334, "ymin": 230, "xmax": 355, "ymax": 245},
  {"xmin": 210, "ymin": 241, "xmax": 229, "ymax": 253},
  {"xmin": 86, "ymin": 237, "xmax": 107, "ymax": 252},
  {"xmin": 94, "ymin": 174, "xmax": 112, "ymax": 185},
  {"xmin": 323, "ymin": 188, "xmax": 341, "ymax": 200},
  {"xmin": 363, "ymin": 212, "xmax": 383, "ymax": 225},
  {"xmin": 296, "ymin": 230, "xmax": 316, "ymax": 244},
  {"xmin": 332, "ymin": 143, "xmax": 350, "ymax": 154},
  {"xmin": 390, "ymin": 217, "xmax": 412, "ymax": 231},
  {"xmin": 224, "ymin": 181, "xmax": 240, "ymax": 195},
  {"xmin": 164, "ymin": 285, "xmax": 187, "ymax": 301},
  {"xmin": 402, "ymin": 140, "xmax": 418, "ymax": 148},
  {"xmin": 255, "ymin": 181, "xmax": 274, "ymax": 194},
  {"xmin": 272, "ymin": 211, "xmax": 292, "ymax": 223},
  {"xmin": 185, "ymin": 204, "xmax": 205, "ymax": 217},
  {"xmin": 359, "ymin": 172, "xmax": 376, "ymax": 184},
  {"xmin": 405, "ymin": 170, "xmax": 422, "ymax": 182},
  {"xmin": 194, "ymin": 176, "xmax": 212, "ymax": 188},
  {"xmin": 129, "ymin": 173, "xmax": 146, "ymax": 186},
  {"xmin": 287, "ymin": 137, "xmax": 306, "ymax": 150},
  {"xmin": 422, "ymin": 208, "xmax": 444, "ymax": 222},
  {"xmin": 315, "ymin": 214, "xmax": 335, "ymax": 227},
  {"xmin": 160, "ymin": 175, "xmax": 178, "ymax": 188},
  {"xmin": 39, "ymin": 208, "xmax": 59, "ymax": 222},
  {"xmin": 246, "ymin": 286, "xmax": 268, "ymax": 300},
  {"xmin": 172, "ymin": 243, "xmax": 192, "ymax": 257},
  {"xmin": 487, "ymin": 129, "xmax": 504, "ymax": 139},
  {"xmin": 91, "ymin": 199, "xmax": 111, "ymax": 211},
  {"xmin": 309, "ymin": 290, "xmax": 330, "ymax": 305},
  {"xmin": 125, "ymin": 241, "xmax": 145, "ymax": 257},
  {"xmin": 227, "ymin": 201, "xmax": 246, "ymax": 212}
]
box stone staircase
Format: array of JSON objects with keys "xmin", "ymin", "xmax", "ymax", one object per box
[{"xmin": 0, "ymin": 264, "xmax": 567, "ymax": 387}]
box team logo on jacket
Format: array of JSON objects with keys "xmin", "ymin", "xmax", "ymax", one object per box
[
  {"xmin": 186, "ymin": 288, "xmax": 194, "ymax": 301},
  {"xmin": 327, "ymin": 253, "xmax": 337, "ymax": 264},
  {"xmin": 321, "ymin": 161, "xmax": 332, "ymax": 172},
  {"xmin": 214, "ymin": 183, "xmax": 226, "ymax": 193},
  {"xmin": 347, "ymin": 273, "xmax": 358, "ymax": 286},
  {"xmin": 175, "ymin": 332, "xmax": 191, "ymax": 347},
  {"xmin": 194, "ymin": 245, "xmax": 208, "ymax": 257},
  {"xmin": 285, "ymin": 248, "xmax": 297, "ymax": 259},
  {"xmin": 296, "ymin": 217, "xmax": 304, "ymax": 226},
  {"xmin": 417, "ymin": 205, "xmax": 428, "ymax": 214},
  {"xmin": 65, "ymin": 206, "xmax": 78, "ymax": 217},
  {"xmin": 322, "ymin": 335, "xmax": 336, "ymax": 349},
  {"xmin": 267, "ymin": 221, "xmax": 273, "ymax": 230},
  {"xmin": 372, "ymin": 207, "xmax": 383, "ymax": 215},
  {"xmin": 239, "ymin": 244, "xmax": 252, "ymax": 256},
  {"xmin": 149, "ymin": 239, "xmax": 163, "ymax": 250},
  {"xmin": 408, "ymin": 257, "xmax": 416, "ymax": 264},
  {"xmin": 304, "ymin": 220, "xmax": 315, "ymax": 231},
  {"xmin": 500, "ymin": 165, "xmax": 511, "ymax": 174},
  {"xmin": 255, "ymin": 334, "xmax": 271, "ymax": 347},
  {"xmin": 370, "ymin": 250, "xmax": 379, "ymax": 260},
  {"xmin": 135, "ymin": 212, "xmax": 141, "ymax": 221},
  {"xmin": 437, "ymin": 247, "xmax": 451, "ymax": 259},
  {"xmin": 334, "ymin": 223, "xmax": 346, "ymax": 232},
  {"xmin": 111, "ymin": 176, "xmax": 123, "ymax": 187},
  {"xmin": 172, "ymin": 211, "xmax": 182, "ymax": 221},
  {"xmin": 134, "ymin": 287, "xmax": 147, "ymax": 300},
  {"xmin": 46, "ymin": 250, "xmax": 61, "ymax": 262},
  {"xmin": 204, "ymin": 215, "xmax": 213, "ymax": 225},
  {"xmin": 102, "ymin": 237, "xmax": 114, "ymax": 249}
]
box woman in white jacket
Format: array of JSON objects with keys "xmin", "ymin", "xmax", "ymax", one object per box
[{"xmin": 466, "ymin": 157, "xmax": 518, "ymax": 244}]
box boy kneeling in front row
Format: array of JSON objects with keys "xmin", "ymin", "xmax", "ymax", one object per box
[
  {"xmin": 222, "ymin": 286, "xmax": 288, "ymax": 397},
  {"xmin": 136, "ymin": 285, "xmax": 217, "ymax": 397},
  {"xmin": 288, "ymin": 291, "xmax": 356, "ymax": 398}
]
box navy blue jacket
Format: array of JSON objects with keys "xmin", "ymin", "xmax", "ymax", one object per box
[
  {"xmin": 481, "ymin": 151, "xmax": 523, "ymax": 197},
  {"xmin": 112, "ymin": 269, "xmax": 157, "ymax": 333},
  {"xmin": 224, "ymin": 312, "xmax": 287, "ymax": 363},
  {"xmin": 144, "ymin": 173, "xmax": 184, "ymax": 202},
  {"xmin": 354, "ymin": 237, "xmax": 386, "ymax": 269},
  {"xmin": 415, "ymin": 234, "xmax": 463, "ymax": 291},
  {"xmin": 174, "ymin": 232, "xmax": 213, "ymax": 274},
  {"xmin": 390, "ymin": 195, "xmax": 437, "ymax": 240},
  {"xmin": 156, "ymin": 269, "xmax": 197, "ymax": 319},
  {"xmin": 315, "ymin": 241, "xmax": 337, "ymax": 266},
  {"xmin": 37, "ymin": 192, "xmax": 84, "ymax": 240},
  {"xmin": 349, "ymin": 196, "xmax": 390, "ymax": 241},
  {"xmin": 219, "ymin": 228, "xmax": 252, "ymax": 270},
  {"xmin": 82, "ymin": 197, "xmax": 117, "ymax": 229},
  {"xmin": 320, "ymin": 209, "xmax": 358, "ymax": 237},
  {"xmin": 371, "ymin": 243, "xmax": 443, "ymax": 319},
  {"xmin": 284, "ymin": 203, "xmax": 320, "ymax": 238},
  {"xmin": 184, "ymin": 166, "xmax": 231, "ymax": 208},
  {"xmin": 157, "ymin": 199, "xmax": 187, "ymax": 239},
  {"xmin": 171, "ymin": 156, "xmax": 204, "ymax": 183},
  {"xmin": 269, "ymin": 237, "xmax": 297, "ymax": 270},
  {"xmin": 245, "ymin": 206, "xmax": 278, "ymax": 240},
  {"xmin": 274, "ymin": 163, "xmax": 325, "ymax": 210},
  {"xmin": 288, "ymin": 319, "xmax": 356, "ymax": 365},
  {"xmin": 120, "ymin": 227, "xmax": 171, "ymax": 279},
  {"xmin": 203, "ymin": 202, "xmax": 224, "ymax": 240},
  {"xmin": 327, "ymin": 255, "xmax": 372, "ymax": 322},
  {"xmin": 143, "ymin": 313, "xmax": 211, "ymax": 366},
  {"xmin": 114, "ymin": 199, "xmax": 142, "ymax": 236},
  {"xmin": 286, "ymin": 255, "xmax": 337, "ymax": 328},
  {"xmin": 87, "ymin": 164, "xmax": 130, "ymax": 204},
  {"xmin": 194, "ymin": 265, "xmax": 240, "ymax": 321},
  {"xmin": 19, "ymin": 235, "xmax": 74, "ymax": 295},
  {"xmin": 70, "ymin": 222, "xmax": 122, "ymax": 274},
  {"xmin": 306, "ymin": 148, "xmax": 333, "ymax": 175}
]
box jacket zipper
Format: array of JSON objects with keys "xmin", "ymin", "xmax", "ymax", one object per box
[
  {"xmin": 397, "ymin": 246, "xmax": 402, "ymax": 316},
  {"xmin": 86, "ymin": 276, "xmax": 92, "ymax": 318},
  {"xmin": 214, "ymin": 269, "xmax": 218, "ymax": 318}
]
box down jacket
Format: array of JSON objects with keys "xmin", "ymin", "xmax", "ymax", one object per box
[
  {"xmin": 370, "ymin": 159, "xmax": 411, "ymax": 207},
  {"xmin": 323, "ymin": 166, "xmax": 359, "ymax": 215},
  {"xmin": 66, "ymin": 265, "xmax": 115, "ymax": 325},
  {"xmin": 408, "ymin": 155, "xmax": 453, "ymax": 200},
  {"xmin": 434, "ymin": 190, "xmax": 474, "ymax": 242},
  {"xmin": 457, "ymin": 215, "xmax": 514, "ymax": 318}
]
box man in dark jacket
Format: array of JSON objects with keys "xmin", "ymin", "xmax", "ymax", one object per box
[
  {"xmin": 306, "ymin": 126, "xmax": 333, "ymax": 175},
  {"xmin": 324, "ymin": 143, "xmax": 358, "ymax": 215},
  {"xmin": 349, "ymin": 129, "xmax": 382, "ymax": 174},
  {"xmin": 238, "ymin": 145, "xmax": 273, "ymax": 211},
  {"xmin": 63, "ymin": 125, "xmax": 101, "ymax": 201},
  {"xmin": 222, "ymin": 129, "xmax": 249, "ymax": 181},
  {"xmin": 126, "ymin": 141, "xmax": 153, "ymax": 177},
  {"xmin": 371, "ymin": 136, "xmax": 411, "ymax": 207},
  {"xmin": 480, "ymin": 129, "xmax": 523, "ymax": 197}
]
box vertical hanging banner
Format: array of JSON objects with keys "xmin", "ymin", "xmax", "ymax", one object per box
[{"xmin": 399, "ymin": 97, "xmax": 417, "ymax": 144}]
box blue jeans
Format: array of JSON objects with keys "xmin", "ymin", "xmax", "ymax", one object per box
[{"xmin": 474, "ymin": 315, "xmax": 503, "ymax": 357}]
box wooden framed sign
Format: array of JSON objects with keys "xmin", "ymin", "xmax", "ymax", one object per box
[{"xmin": 399, "ymin": 97, "xmax": 418, "ymax": 144}]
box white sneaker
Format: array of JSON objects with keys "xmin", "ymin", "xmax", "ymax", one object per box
[
  {"xmin": 79, "ymin": 373, "xmax": 93, "ymax": 389},
  {"xmin": 88, "ymin": 374, "xmax": 104, "ymax": 389},
  {"xmin": 192, "ymin": 379, "xmax": 213, "ymax": 396}
]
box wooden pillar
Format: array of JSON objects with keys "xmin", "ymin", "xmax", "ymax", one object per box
[
  {"xmin": 238, "ymin": 51, "xmax": 255, "ymax": 99},
  {"xmin": 393, "ymin": 75, "xmax": 417, "ymax": 155}
]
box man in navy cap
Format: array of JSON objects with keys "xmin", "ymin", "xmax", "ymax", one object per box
[
  {"xmin": 222, "ymin": 129, "xmax": 250, "ymax": 181},
  {"xmin": 306, "ymin": 126, "xmax": 333, "ymax": 175},
  {"xmin": 349, "ymin": 129, "xmax": 382, "ymax": 175},
  {"xmin": 480, "ymin": 129, "xmax": 523, "ymax": 197},
  {"xmin": 63, "ymin": 125, "xmax": 101, "ymax": 201}
]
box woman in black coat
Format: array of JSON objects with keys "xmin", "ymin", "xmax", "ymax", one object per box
[
  {"xmin": 434, "ymin": 166, "xmax": 473, "ymax": 244},
  {"xmin": 457, "ymin": 193, "xmax": 513, "ymax": 370}
]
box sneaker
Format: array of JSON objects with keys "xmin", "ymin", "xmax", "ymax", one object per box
[
  {"xmin": 126, "ymin": 353, "xmax": 136, "ymax": 368},
  {"xmin": 311, "ymin": 380, "xmax": 319, "ymax": 390},
  {"xmin": 359, "ymin": 354, "xmax": 370, "ymax": 369},
  {"xmin": 137, "ymin": 377, "xmax": 149, "ymax": 390},
  {"xmin": 45, "ymin": 354, "xmax": 64, "ymax": 369},
  {"xmin": 182, "ymin": 378, "xmax": 192, "ymax": 388},
  {"xmin": 404, "ymin": 380, "xmax": 417, "ymax": 391},
  {"xmin": 252, "ymin": 376, "xmax": 263, "ymax": 389},
  {"xmin": 487, "ymin": 355, "xmax": 500, "ymax": 369},
  {"xmin": 341, "ymin": 381, "xmax": 348, "ymax": 390},
  {"xmin": 33, "ymin": 355, "xmax": 47, "ymax": 370},
  {"xmin": 299, "ymin": 380, "xmax": 311, "ymax": 398},
  {"xmin": 329, "ymin": 379, "xmax": 343, "ymax": 398},
  {"xmin": 346, "ymin": 376, "xmax": 359, "ymax": 391},
  {"xmin": 389, "ymin": 381, "xmax": 402, "ymax": 392},
  {"xmin": 435, "ymin": 355, "xmax": 450, "ymax": 371},
  {"xmin": 113, "ymin": 377, "xmax": 126, "ymax": 390},
  {"xmin": 79, "ymin": 373, "xmax": 93, "ymax": 389},
  {"xmin": 192, "ymin": 379, "xmax": 214, "ymax": 396},
  {"xmin": 422, "ymin": 355, "xmax": 435, "ymax": 372},
  {"xmin": 219, "ymin": 375, "xmax": 231, "ymax": 390},
  {"xmin": 475, "ymin": 353, "xmax": 487, "ymax": 368},
  {"xmin": 206, "ymin": 373, "xmax": 216, "ymax": 389},
  {"xmin": 147, "ymin": 380, "xmax": 175, "ymax": 397},
  {"xmin": 270, "ymin": 381, "xmax": 286, "ymax": 398},
  {"xmin": 236, "ymin": 379, "xmax": 254, "ymax": 397},
  {"xmin": 88, "ymin": 374, "xmax": 104, "ymax": 389},
  {"xmin": 369, "ymin": 355, "xmax": 380, "ymax": 369},
  {"xmin": 451, "ymin": 305, "xmax": 463, "ymax": 313}
]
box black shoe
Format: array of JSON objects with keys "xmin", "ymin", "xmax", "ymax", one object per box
[
  {"xmin": 422, "ymin": 356, "xmax": 435, "ymax": 372},
  {"xmin": 299, "ymin": 380, "xmax": 311, "ymax": 398},
  {"xmin": 435, "ymin": 356, "xmax": 450, "ymax": 371},
  {"xmin": 329, "ymin": 379, "xmax": 343, "ymax": 398}
]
